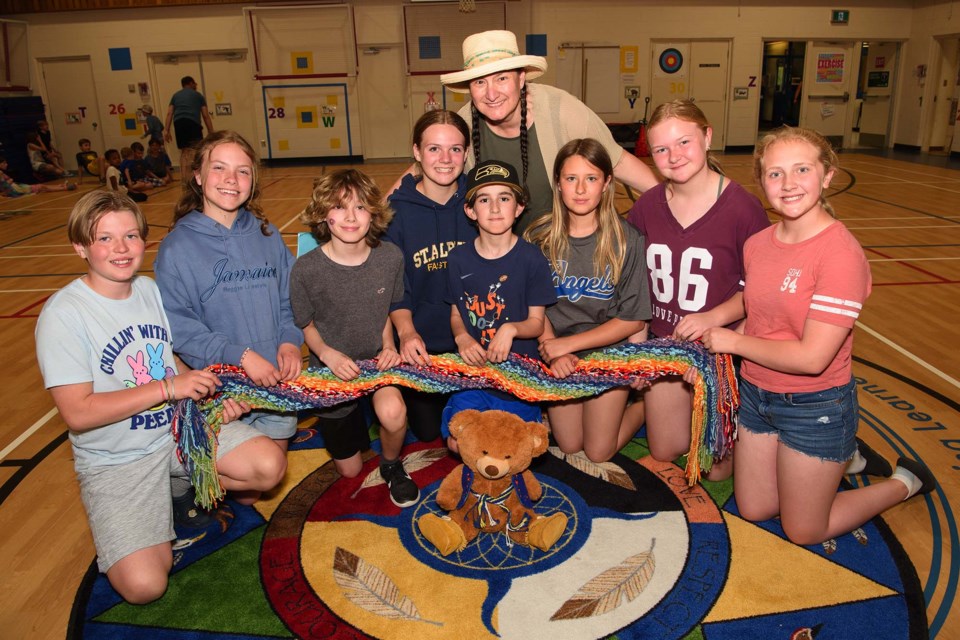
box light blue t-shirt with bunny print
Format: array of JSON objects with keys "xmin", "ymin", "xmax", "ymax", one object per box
[{"xmin": 35, "ymin": 276, "xmax": 179, "ymax": 471}]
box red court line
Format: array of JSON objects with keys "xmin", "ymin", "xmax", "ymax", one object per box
[
  {"xmin": 865, "ymin": 247, "xmax": 950, "ymax": 282},
  {"xmin": 4, "ymin": 293, "xmax": 52, "ymax": 319},
  {"xmin": 873, "ymin": 280, "xmax": 960, "ymax": 286}
]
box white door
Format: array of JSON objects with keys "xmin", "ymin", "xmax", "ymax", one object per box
[
  {"xmin": 650, "ymin": 42, "xmax": 691, "ymax": 115},
  {"xmin": 357, "ymin": 44, "xmax": 410, "ymax": 159},
  {"xmin": 200, "ymin": 53, "xmax": 258, "ymax": 148},
  {"xmin": 801, "ymin": 42, "xmax": 857, "ymax": 147},
  {"xmin": 150, "ymin": 55, "xmax": 203, "ymax": 168},
  {"xmin": 689, "ymin": 41, "xmax": 730, "ymax": 149},
  {"xmin": 859, "ymin": 42, "xmax": 899, "ymax": 148},
  {"xmin": 650, "ymin": 41, "xmax": 730, "ymax": 148},
  {"xmin": 39, "ymin": 57, "xmax": 104, "ymax": 172}
]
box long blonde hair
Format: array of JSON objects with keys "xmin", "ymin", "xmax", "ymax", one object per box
[
  {"xmin": 647, "ymin": 99, "xmax": 724, "ymax": 176},
  {"xmin": 753, "ymin": 126, "xmax": 839, "ymax": 217},
  {"xmin": 172, "ymin": 130, "xmax": 270, "ymax": 234},
  {"xmin": 524, "ymin": 138, "xmax": 627, "ymax": 283}
]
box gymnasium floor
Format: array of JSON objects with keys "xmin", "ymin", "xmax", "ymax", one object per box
[{"xmin": 0, "ymin": 152, "xmax": 957, "ymax": 638}]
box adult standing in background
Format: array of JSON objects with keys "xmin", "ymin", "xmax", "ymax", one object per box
[
  {"xmin": 440, "ymin": 30, "xmax": 659, "ymax": 234},
  {"xmin": 164, "ymin": 76, "xmax": 215, "ymax": 178}
]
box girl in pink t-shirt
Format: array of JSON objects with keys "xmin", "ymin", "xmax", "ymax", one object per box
[{"xmin": 701, "ymin": 127, "xmax": 935, "ymax": 545}]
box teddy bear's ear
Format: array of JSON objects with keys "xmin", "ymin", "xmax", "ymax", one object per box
[
  {"xmin": 528, "ymin": 421, "xmax": 550, "ymax": 456},
  {"xmin": 449, "ymin": 409, "xmax": 481, "ymax": 439}
]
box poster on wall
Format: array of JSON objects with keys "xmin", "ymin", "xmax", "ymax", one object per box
[
  {"xmin": 868, "ymin": 71, "xmax": 890, "ymax": 88},
  {"xmin": 816, "ymin": 53, "xmax": 845, "ymax": 83}
]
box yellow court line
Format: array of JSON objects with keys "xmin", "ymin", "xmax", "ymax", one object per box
[
  {"xmin": 0, "ymin": 288, "xmax": 59, "ymax": 293},
  {"xmin": 0, "ymin": 407, "xmax": 59, "ymax": 463}
]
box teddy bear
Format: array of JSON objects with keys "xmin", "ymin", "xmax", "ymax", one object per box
[{"xmin": 417, "ymin": 409, "xmax": 568, "ymax": 556}]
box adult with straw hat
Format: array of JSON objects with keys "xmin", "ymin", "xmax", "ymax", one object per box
[{"xmin": 441, "ymin": 30, "xmax": 658, "ymax": 233}]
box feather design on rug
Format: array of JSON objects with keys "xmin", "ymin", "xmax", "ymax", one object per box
[
  {"xmin": 550, "ymin": 539, "xmax": 657, "ymax": 621},
  {"xmin": 332, "ymin": 547, "xmax": 442, "ymax": 627},
  {"xmin": 349, "ymin": 449, "xmax": 447, "ymax": 498},
  {"xmin": 548, "ymin": 447, "xmax": 637, "ymax": 490}
]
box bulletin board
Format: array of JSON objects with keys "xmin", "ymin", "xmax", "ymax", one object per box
[
  {"xmin": 261, "ymin": 84, "xmax": 353, "ymax": 159},
  {"xmin": 245, "ymin": 5, "xmax": 356, "ymax": 80}
]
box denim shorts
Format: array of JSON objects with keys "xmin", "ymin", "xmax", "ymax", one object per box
[
  {"xmin": 737, "ymin": 377, "xmax": 858, "ymax": 462},
  {"xmin": 242, "ymin": 409, "xmax": 298, "ymax": 440}
]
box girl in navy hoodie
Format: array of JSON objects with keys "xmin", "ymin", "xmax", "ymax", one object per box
[
  {"xmin": 155, "ymin": 130, "xmax": 303, "ymax": 457},
  {"xmin": 386, "ymin": 110, "xmax": 477, "ymax": 442}
]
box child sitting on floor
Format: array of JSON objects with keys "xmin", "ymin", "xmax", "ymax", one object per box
[{"xmin": 0, "ymin": 155, "xmax": 75, "ymax": 196}]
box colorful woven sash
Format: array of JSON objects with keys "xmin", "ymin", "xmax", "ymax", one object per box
[{"xmin": 173, "ymin": 339, "xmax": 739, "ymax": 509}]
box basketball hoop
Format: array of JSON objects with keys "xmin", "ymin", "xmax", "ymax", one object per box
[{"xmin": 459, "ymin": 0, "xmax": 476, "ymax": 13}]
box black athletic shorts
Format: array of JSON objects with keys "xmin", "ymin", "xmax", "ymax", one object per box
[{"xmin": 173, "ymin": 118, "xmax": 203, "ymax": 149}]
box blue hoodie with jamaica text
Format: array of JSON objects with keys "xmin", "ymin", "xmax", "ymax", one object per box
[
  {"xmin": 154, "ymin": 208, "xmax": 303, "ymax": 370},
  {"xmin": 385, "ymin": 173, "xmax": 477, "ymax": 353}
]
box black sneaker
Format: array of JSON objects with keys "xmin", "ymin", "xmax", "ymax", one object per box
[
  {"xmin": 380, "ymin": 459, "xmax": 420, "ymax": 508},
  {"xmin": 173, "ymin": 486, "xmax": 215, "ymax": 529}
]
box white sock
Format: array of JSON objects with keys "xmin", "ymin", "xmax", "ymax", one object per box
[
  {"xmin": 846, "ymin": 449, "xmax": 866, "ymax": 474},
  {"xmin": 890, "ymin": 466, "xmax": 921, "ymax": 501}
]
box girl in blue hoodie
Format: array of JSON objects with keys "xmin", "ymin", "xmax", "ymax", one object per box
[
  {"xmin": 385, "ymin": 110, "xmax": 477, "ymax": 442},
  {"xmin": 155, "ymin": 130, "xmax": 303, "ymax": 455}
]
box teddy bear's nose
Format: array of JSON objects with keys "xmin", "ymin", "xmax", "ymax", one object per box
[{"xmin": 484, "ymin": 464, "xmax": 500, "ymax": 477}]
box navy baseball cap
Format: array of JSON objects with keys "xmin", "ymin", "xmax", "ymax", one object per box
[{"xmin": 465, "ymin": 159, "xmax": 524, "ymax": 201}]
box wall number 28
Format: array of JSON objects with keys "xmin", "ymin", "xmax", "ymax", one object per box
[{"xmin": 646, "ymin": 244, "xmax": 712, "ymax": 311}]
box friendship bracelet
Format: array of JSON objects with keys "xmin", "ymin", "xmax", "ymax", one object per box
[
  {"xmin": 158, "ymin": 379, "xmax": 168, "ymax": 402},
  {"xmin": 169, "ymin": 378, "xmax": 176, "ymax": 401}
]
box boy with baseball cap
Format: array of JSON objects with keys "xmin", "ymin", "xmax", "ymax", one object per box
[{"xmin": 441, "ymin": 159, "xmax": 557, "ymax": 452}]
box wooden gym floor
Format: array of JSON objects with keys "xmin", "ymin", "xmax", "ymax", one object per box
[{"xmin": 0, "ymin": 153, "xmax": 957, "ymax": 638}]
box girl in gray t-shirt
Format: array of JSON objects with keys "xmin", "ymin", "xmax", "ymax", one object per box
[{"xmin": 525, "ymin": 139, "xmax": 651, "ymax": 464}]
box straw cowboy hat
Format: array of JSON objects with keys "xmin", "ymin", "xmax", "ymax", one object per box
[{"xmin": 441, "ymin": 30, "xmax": 547, "ymax": 93}]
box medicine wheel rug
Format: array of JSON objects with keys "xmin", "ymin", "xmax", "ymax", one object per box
[{"xmin": 68, "ymin": 435, "xmax": 927, "ymax": 639}]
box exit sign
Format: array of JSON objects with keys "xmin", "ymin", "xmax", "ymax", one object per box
[{"xmin": 831, "ymin": 9, "xmax": 850, "ymax": 24}]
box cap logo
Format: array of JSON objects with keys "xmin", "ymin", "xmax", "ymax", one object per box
[{"xmin": 475, "ymin": 164, "xmax": 510, "ymax": 180}]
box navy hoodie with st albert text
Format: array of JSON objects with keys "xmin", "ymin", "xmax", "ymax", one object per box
[
  {"xmin": 385, "ymin": 173, "xmax": 477, "ymax": 354},
  {"xmin": 154, "ymin": 208, "xmax": 303, "ymax": 370}
]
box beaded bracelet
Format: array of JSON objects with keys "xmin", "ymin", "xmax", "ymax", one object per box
[{"xmin": 239, "ymin": 347, "xmax": 252, "ymax": 367}]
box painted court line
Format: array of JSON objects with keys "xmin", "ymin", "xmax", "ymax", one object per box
[
  {"xmin": 846, "ymin": 224, "xmax": 960, "ymax": 230},
  {"xmin": 0, "ymin": 289, "xmax": 58, "ymax": 293},
  {"xmin": 857, "ymin": 321, "xmax": 960, "ymax": 391},
  {"xmin": 868, "ymin": 257, "xmax": 960, "ymax": 263},
  {"xmin": 0, "ymin": 407, "xmax": 58, "ymax": 463}
]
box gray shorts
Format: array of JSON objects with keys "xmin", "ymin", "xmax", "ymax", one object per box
[
  {"xmin": 242, "ymin": 409, "xmax": 298, "ymax": 440},
  {"xmin": 77, "ymin": 420, "xmax": 261, "ymax": 572}
]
